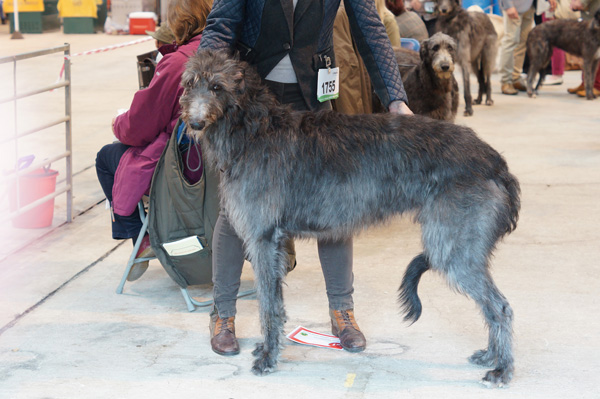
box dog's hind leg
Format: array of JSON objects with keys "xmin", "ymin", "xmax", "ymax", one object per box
[
  {"xmin": 245, "ymin": 228, "xmax": 289, "ymax": 375},
  {"xmin": 473, "ymin": 59, "xmax": 485, "ymax": 105},
  {"xmin": 583, "ymin": 58, "xmax": 600, "ymax": 100},
  {"xmin": 481, "ymin": 42, "xmax": 496, "ymax": 106},
  {"xmin": 460, "ymin": 62, "xmax": 474, "ymax": 116},
  {"xmin": 419, "ymin": 184, "xmax": 514, "ymax": 387}
]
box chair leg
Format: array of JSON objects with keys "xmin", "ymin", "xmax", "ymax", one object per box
[
  {"xmin": 180, "ymin": 287, "xmax": 257, "ymax": 312},
  {"xmin": 116, "ymin": 201, "xmax": 150, "ymax": 294}
]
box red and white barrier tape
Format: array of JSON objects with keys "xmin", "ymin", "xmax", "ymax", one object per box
[{"xmin": 57, "ymin": 37, "xmax": 153, "ymax": 81}]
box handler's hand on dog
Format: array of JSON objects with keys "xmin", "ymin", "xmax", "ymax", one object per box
[{"xmin": 389, "ymin": 100, "xmax": 414, "ymax": 115}]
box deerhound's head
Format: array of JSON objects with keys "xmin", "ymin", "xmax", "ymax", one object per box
[
  {"xmin": 420, "ymin": 33, "xmax": 457, "ymax": 79},
  {"xmin": 436, "ymin": 0, "xmax": 461, "ymax": 16},
  {"xmin": 180, "ymin": 49, "xmax": 260, "ymax": 140}
]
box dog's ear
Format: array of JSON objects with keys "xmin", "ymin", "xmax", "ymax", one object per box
[
  {"xmin": 420, "ymin": 38, "xmax": 429, "ymax": 60},
  {"xmin": 234, "ymin": 68, "xmax": 246, "ymax": 94}
]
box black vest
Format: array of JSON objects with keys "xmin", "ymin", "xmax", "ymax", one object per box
[{"xmin": 239, "ymin": 0, "xmax": 334, "ymax": 110}]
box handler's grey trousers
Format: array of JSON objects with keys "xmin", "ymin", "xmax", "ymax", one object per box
[
  {"xmin": 212, "ymin": 81, "xmax": 355, "ymax": 318},
  {"xmin": 212, "ymin": 211, "xmax": 355, "ymax": 318}
]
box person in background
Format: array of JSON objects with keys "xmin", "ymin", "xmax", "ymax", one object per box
[
  {"xmin": 408, "ymin": 0, "xmax": 437, "ymax": 37},
  {"xmin": 95, "ymin": 0, "xmax": 212, "ymax": 282},
  {"xmin": 146, "ymin": 22, "xmax": 176, "ymax": 63},
  {"xmin": 569, "ymin": 0, "xmax": 600, "ymax": 97},
  {"xmin": 540, "ymin": 1, "xmax": 565, "ymax": 86},
  {"xmin": 387, "ymin": 0, "xmax": 429, "ymax": 43},
  {"xmin": 198, "ymin": 0, "xmax": 411, "ymax": 358},
  {"xmin": 498, "ymin": 0, "xmax": 537, "ymax": 94},
  {"xmin": 376, "ymin": 0, "xmax": 402, "ymax": 46},
  {"xmin": 1, "ymin": 1, "xmax": 6, "ymax": 25},
  {"xmin": 332, "ymin": 3, "xmax": 373, "ymax": 115}
]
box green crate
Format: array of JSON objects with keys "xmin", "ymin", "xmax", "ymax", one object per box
[
  {"xmin": 63, "ymin": 17, "xmax": 95, "ymax": 34},
  {"xmin": 8, "ymin": 12, "xmax": 43, "ymax": 34}
]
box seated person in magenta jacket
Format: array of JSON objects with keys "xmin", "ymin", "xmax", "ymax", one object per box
[
  {"xmin": 95, "ymin": 0, "xmax": 213, "ymax": 282},
  {"xmin": 198, "ymin": 0, "xmax": 412, "ymax": 358}
]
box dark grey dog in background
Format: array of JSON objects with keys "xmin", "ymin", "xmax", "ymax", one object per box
[
  {"xmin": 526, "ymin": 9, "xmax": 600, "ymax": 100},
  {"xmin": 401, "ymin": 32, "xmax": 460, "ymax": 121},
  {"xmin": 435, "ymin": 0, "xmax": 498, "ymax": 116},
  {"xmin": 180, "ymin": 49, "xmax": 520, "ymax": 387}
]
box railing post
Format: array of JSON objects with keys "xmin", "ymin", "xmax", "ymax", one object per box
[
  {"xmin": 64, "ymin": 44, "xmax": 73, "ymax": 223},
  {"xmin": 13, "ymin": 57, "xmax": 20, "ymax": 209}
]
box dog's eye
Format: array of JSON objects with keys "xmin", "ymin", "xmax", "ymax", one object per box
[
  {"xmin": 432, "ymin": 45, "xmax": 440, "ymax": 52},
  {"xmin": 212, "ymin": 84, "xmax": 222, "ymax": 92}
]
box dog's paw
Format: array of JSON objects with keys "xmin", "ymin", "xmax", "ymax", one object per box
[
  {"xmin": 463, "ymin": 108, "xmax": 474, "ymax": 117},
  {"xmin": 480, "ymin": 367, "xmax": 512, "ymax": 388},
  {"xmin": 251, "ymin": 349, "xmax": 277, "ymax": 376},
  {"xmin": 474, "ymin": 98, "xmax": 482, "ymax": 105},
  {"xmin": 485, "ymin": 99, "xmax": 494, "ymax": 106},
  {"xmin": 469, "ymin": 349, "xmax": 496, "ymax": 367}
]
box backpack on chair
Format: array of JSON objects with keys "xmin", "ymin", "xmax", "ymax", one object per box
[{"xmin": 148, "ymin": 119, "xmax": 220, "ymax": 288}]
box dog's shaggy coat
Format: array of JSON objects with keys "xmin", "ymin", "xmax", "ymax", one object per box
[
  {"xmin": 526, "ymin": 9, "xmax": 600, "ymax": 99},
  {"xmin": 180, "ymin": 49, "xmax": 520, "ymax": 387},
  {"xmin": 402, "ymin": 32, "xmax": 460, "ymax": 121},
  {"xmin": 435, "ymin": 0, "xmax": 498, "ymax": 116}
]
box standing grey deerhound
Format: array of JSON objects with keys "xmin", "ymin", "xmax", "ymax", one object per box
[
  {"xmin": 526, "ymin": 9, "xmax": 600, "ymax": 100},
  {"xmin": 180, "ymin": 49, "xmax": 520, "ymax": 387},
  {"xmin": 435, "ymin": 0, "xmax": 498, "ymax": 116},
  {"xmin": 401, "ymin": 32, "xmax": 460, "ymax": 121}
]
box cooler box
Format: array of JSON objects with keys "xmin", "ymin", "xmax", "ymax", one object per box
[{"xmin": 129, "ymin": 11, "xmax": 156, "ymax": 34}]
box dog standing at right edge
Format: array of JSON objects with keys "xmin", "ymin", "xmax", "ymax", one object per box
[{"xmin": 526, "ymin": 9, "xmax": 600, "ymax": 100}]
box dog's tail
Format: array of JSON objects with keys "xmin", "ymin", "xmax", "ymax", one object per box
[
  {"xmin": 398, "ymin": 253, "xmax": 431, "ymax": 324},
  {"xmin": 497, "ymin": 164, "xmax": 521, "ymax": 236}
]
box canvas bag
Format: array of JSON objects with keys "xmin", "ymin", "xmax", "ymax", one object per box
[{"xmin": 148, "ymin": 120, "xmax": 220, "ymax": 288}]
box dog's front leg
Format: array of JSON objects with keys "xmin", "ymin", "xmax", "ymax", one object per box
[{"xmin": 245, "ymin": 231, "xmax": 288, "ymax": 375}]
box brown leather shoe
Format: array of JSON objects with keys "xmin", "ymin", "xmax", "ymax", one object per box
[
  {"xmin": 501, "ymin": 83, "xmax": 518, "ymax": 95},
  {"xmin": 512, "ymin": 79, "xmax": 527, "ymax": 92},
  {"xmin": 576, "ymin": 87, "xmax": 600, "ymax": 98},
  {"xmin": 209, "ymin": 310, "xmax": 240, "ymax": 356},
  {"xmin": 568, "ymin": 82, "xmax": 585, "ymax": 94},
  {"xmin": 330, "ymin": 309, "xmax": 366, "ymax": 352}
]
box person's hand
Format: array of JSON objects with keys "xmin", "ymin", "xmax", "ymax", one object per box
[
  {"xmin": 389, "ymin": 100, "xmax": 414, "ymax": 115},
  {"xmin": 506, "ymin": 7, "xmax": 519, "ymax": 19},
  {"xmin": 410, "ymin": 0, "xmax": 423, "ymax": 12},
  {"xmin": 548, "ymin": 0, "xmax": 557, "ymax": 12},
  {"xmin": 570, "ymin": 0, "xmax": 584, "ymax": 11}
]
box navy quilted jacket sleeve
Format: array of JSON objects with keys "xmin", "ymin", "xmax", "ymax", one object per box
[
  {"xmin": 199, "ymin": 0, "xmax": 246, "ymax": 50},
  {"xmin": 200, "ymin": 0, "xmax": 407, "ymax": 107},
  {"xmin": 342, "ymin": 0, "xmax": 406, "ymax": 106}
]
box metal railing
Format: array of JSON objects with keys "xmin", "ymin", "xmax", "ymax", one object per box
[{"xmin": 0, "ymin": 44, "xmax": 73, "ymax": 224}]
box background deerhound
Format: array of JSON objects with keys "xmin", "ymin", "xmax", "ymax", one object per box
[
  {"xmin": 401, "ymin": 32, "xmax": 460, "ymax": 121},
  {"xmin": 435, "ymin": 0, "xmax": 498, "ymax": 116},
  {"xmin": 526, "ymin": 9, "xmax": 600, "ymax": 100},
  {"xmin": 180, "ymin": 49, "xmax": 521, "ymax": 387}
]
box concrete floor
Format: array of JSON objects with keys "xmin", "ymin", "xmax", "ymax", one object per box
[{"xmin": 1, "ymin": 23, "xmax": 599, "ymax": 399}]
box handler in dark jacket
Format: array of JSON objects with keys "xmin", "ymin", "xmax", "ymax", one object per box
[{"xmin": 199, "ymin": 0, "xmax": 412, "ymax": 356}]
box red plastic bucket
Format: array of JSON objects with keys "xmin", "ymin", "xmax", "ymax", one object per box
[{"xmin": 9, "ymin": 167, "xmax": 59, "ymax": 229}]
